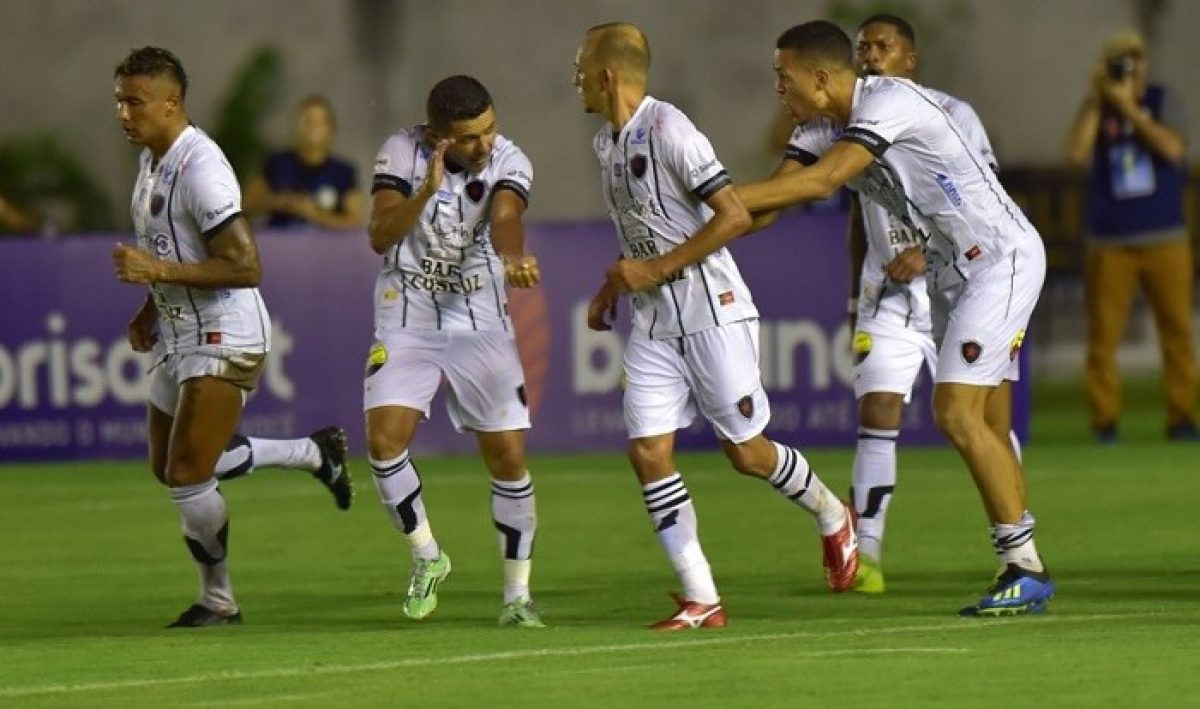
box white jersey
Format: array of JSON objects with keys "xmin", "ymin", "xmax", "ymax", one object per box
[
  {"xmin": 593, "ymin": 96, "xmax": 757, "ymax": 339},
  {"xmin": 790, "ymin": 76, "xmax": 1037, "ymax": 292},
  {"xmin": 371, "ymin": 126, "xmax": 532, "ymax": 333},
  {"xmin": 130, "ymin": 125, "xmax": 271, "ymax": 355},
  {"xmin": 787, "ymin": 86, "xmax": 998, "ymax": 332}
]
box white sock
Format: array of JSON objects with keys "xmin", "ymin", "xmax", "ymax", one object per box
[
  {"xmin": 371, "ymin": 452, "xmax": 440, "ymax": 561},
  {"xmin": 852, "ymin": 428, "xmax": 898, "ymax": 562},
  {"xmin": 214, "ymin": 434, "xmax": 254, "ymax": 480},
  {"xmin": 642, "ymin": 473, "xmax": 719, "ymax": 604},
  {"xmin": 767, "ymin": 442, "xmax": 844, "ymax": 534},
  {"xmin": 170, "ymin": 478, "xmax": 236, "ymax": 613},
  {"xmin": 248, "ymin": 436, "xmax": 321, "ymax": 470},
  {"xmin": 992, "ymin": 510, "xmax": 1044, "ymax": 572},
  {"xmin": 492, "ymin": 474, "xmax": 537, "ymax": 603}
]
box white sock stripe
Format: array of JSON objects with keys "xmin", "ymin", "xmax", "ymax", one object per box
[
  {"xmin": 370, "ymin": 455, "xmax": 412, "ymax": 477},
  {"xmin": 771, "ymin": 446, "xmax": 798, "ymax": 488},
  {"xmin": 642, "ymin": 473, "xmax": 683, "ymax": 495},
  {"xmin": 169, "ymin": 478, "xmax": 219, "ymax": 501},
  {"xmin": 645, "ymin": 492, "xmax": 691, "ymax": 514},
  {"xmin": 491, "ymin": 487, "xmax": 535, "ymax": 500},
  {"xmin": 491, "ymin": 479, "xmax": 534, "ymax": 493},
  {"xmin": 857, "ymin": 427, "xmax": 900, "ymax": 440},
  {"xmin": 643, "ymin": 478, "xmax": 686, "ymax": 504},
  {"xmin": 787, "ymin": 468, "xmax": 814, "ymax": 500}
]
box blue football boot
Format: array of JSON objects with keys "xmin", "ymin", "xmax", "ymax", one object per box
[{"xmin": 959, "ymin": 564, "xmax": 1055, "ymax": 617}]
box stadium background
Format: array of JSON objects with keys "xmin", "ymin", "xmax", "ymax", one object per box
[
  {"xmin": 2, "ymin": 0, "xmax": 1197, "ymax": 458},
  {"xmin": 1, "ymin": 2, "xmax": 1198, "ymax": 705}
]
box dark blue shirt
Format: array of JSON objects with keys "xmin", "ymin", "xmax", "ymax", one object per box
[
  {"xmin": 262, "ymin": 150, "xmax": 357, "ymax": 229},
  {"xmin": 1086, "ymin": 84, "xmax": 1188, "ymax": 241}
]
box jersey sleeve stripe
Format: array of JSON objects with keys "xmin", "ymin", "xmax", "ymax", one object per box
[
  {"xmin": 202, "ymin": 211, "xmax": 242, "ymax": 240},
  {"xmin": 372, "ymin": 174, "xmax": 413, "ymax": 197},
  {"xmin": 692, "ymin": 171, "xmax": 732, "ymax": 201},
  {"xmin": 493, "ymin": 179, "xmax": 529, "ymax": 206},
  {"xmin": 783, "ymin": 147, "xmax": 819, "ymax": 166},
  {"xmin": 837, "ymin": 127, "xmax": 891, "ymax": 158}
]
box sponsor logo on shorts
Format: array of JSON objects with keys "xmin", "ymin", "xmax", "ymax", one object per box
[
  {"xmin": 1009, "ymin": 329, "xmax": 1026, "ymax": 361},
  {"xmin": 365, "ymin": 342, "xmax": 388, "ymax": 377},
  {"xmin": 852, "ymin": 331, "xmax": 873, "ymax": 365},
  {"xmin": 630, "ymin": 154, "xmax": 648, "ymax": 178},
  {"xmin": 736, "ymin": 395, "xmax": 754, "ymax": 420},
  {"xmin": 466, "ymin": 179, "xmax": 487, "ymax": 203},
  {"xmin": 960, "ymin": 340, "xmax": 983, "ymax": 364}
]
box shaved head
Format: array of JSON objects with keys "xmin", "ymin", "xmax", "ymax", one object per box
[{"xmin": 585, "ymin": 22, "xmax": 651, "ymax": 79}]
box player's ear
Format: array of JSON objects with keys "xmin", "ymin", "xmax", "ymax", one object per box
[{"xmin": 906, "ymin": 50, "xmax": 918, "ymax": 75}]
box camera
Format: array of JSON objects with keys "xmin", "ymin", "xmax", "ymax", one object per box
[{"xmin": 1107, "ymin": 55, "xmax": 1136, "ymax": 81}]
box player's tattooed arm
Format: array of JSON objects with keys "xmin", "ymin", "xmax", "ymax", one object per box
[
  {"xmin": 368, "ymin": 140, "xmax": 448, "ymax": 254},
  {"xmin": 738, "ymin": 141, "xmax": 874, "ymax": 213},
  {"xmin": 112, "ymin": 215, "xmax": 262, "ymax": 288},
  {"xmin": 491, "ymin": 189, "xmax": 540, "ymax": 288}
]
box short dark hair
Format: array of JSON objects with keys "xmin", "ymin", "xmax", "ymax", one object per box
[
  {"xmin": 426, "ymin": 76, "xmax": 492, "ymax": 129},
  {"xmin": 776, "ymin": 21, "xmax": 855, "ymax": 70},
  {"xmin": 114, "ymin": 46, "xmax": 189, "ymax": 99},
  {"xmin": 859, "ymin": 13, "xmax": 917, "ymax": 48}
]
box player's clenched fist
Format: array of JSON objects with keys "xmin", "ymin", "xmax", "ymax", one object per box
[
  {"xmin": 113, "ymin": 242, "xmax": 165, "ymax": 284},
  {"xmin": 503, "ymin": 254, "xmax": 541, "ymax": 288}
]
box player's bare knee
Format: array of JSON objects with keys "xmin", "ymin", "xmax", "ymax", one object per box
[
  {"xmin": 859, "ymin": 392, "xmax": 904, "ymax": 429},
  {"xmin": 164, "ymin": 462, "xmax": 213, "ymax": 488},
  {"xmin": 721, "ymin": 438, "xmax": 770, "ymax": 478},
  {"xmin": 483, "ymin": 446, "xmax": 526, "ymax": 480},
  {"xmin": 367, "ymin": 431, "xmax": 405, "ymax": 462},
  {"xmin": 628, "ymin": 439, "xmax": 673, "ymax": 480}
]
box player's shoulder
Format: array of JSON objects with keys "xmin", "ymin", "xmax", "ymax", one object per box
[
  {"xmin": 491, "ymin": 133, "xmax": 528, "ymax": 162},
  {"xmin": 643, "ymin": 96, "xmax": 698, "ymax": 137},
  {"xmin": 924, "ymin": 86, "xmax": 982, "ymax": 125},
  {"xmin": 176, "ymin": 128, "xmax": 234, "ymax": 179},
  {"xmin": 375, "ymin": 125, "xmax": 424, "ymax": 173},
  {"xmin": 858, "ymin": 76, "xmax": 937, "ymax": 112}
]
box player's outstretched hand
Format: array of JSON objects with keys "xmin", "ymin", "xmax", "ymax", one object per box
[
  {"xmin": 884, "ymin": 246, "xmax": 925, "ymax": 284},
  {"xmin": 504, "ymin": 254, "xmax": 541, "ymax": 288},
  {"xmin": 587, "ymin": 281, "xmax": 619, "ymax": 331},
  {"xmin": 113, "ymin": 243, "xmax": 164, "ymax": 284}
]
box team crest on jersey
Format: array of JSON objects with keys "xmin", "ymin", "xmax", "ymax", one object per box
[
  {"xmin": 630, "ymin": 155, "xmax": 648, "ymax": 178},
  {"xmin": 152, "ymin": 233, "xmax": 171, "ymax": 257},
  {"xmin": 150, "ymin": 193, "xmax": 165, "ymax": 217},
  {"xmin": 961, "ymin": 340, "xmax": 983, "ymax": 364},
  {"xmin": 1009, "ymin": 329, "xmax": 1026, "ymax": 361},
  {"xmin": 466, "ymin": 180, "xmax": 487, "ymax": 203},
  {"xmin": 736, "ymin": 395, "xmax": 754, "ymax": 420}
]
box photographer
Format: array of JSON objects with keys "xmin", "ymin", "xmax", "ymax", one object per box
[{"xmin": 1065, "ymin": 30, "xmax": 1196, "ymax": 442}]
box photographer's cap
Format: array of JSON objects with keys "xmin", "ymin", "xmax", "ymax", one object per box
[{"xmin": 1104, "ymin": 30, "xmax": 1145, "ymax": 59}]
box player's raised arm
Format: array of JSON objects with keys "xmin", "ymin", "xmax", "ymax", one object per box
[
  {"xmin": 737, "ymin": 141, "xmax": 874, "ymax": 214},
  {"xmin": 368, "ymin": 140, "xmax": 447, "ymax": 254},
  {"xmin": 491, "ymin": 189, "xmax": 540, "ymax": 289},
  {"xmin": 113, "ymin": 215, "xmax": 261, "ymax": 288}
]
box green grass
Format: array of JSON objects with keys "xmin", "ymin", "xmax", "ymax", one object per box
[{"xmin": 1, "ymin": 379, "xmax": 1198, "ymax": 707}]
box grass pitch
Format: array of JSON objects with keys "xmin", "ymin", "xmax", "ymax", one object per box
[{"xmin": 1, "ymin": 379, "xmax": 1198, "ymax": 707}]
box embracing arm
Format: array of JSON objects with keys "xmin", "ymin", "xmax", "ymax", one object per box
[
  {"xmin": 737, "ymin": 141, "xmax": 875, "ymax": 213},
  {"xmin": 649, "ymin": 185, "xmax": 750, "ymax": 278}
]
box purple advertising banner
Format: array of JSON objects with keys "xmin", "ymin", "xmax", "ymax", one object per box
[{"xmin": 0, "ymin": 213, "xmax": 1028, "ymax": 461}]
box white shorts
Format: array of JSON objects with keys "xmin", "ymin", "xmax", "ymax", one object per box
[
  {"xmin": 363, "ymin": 329, "xmax": 530, "ymax": 433},
  {"xmin": 624, "ymin": 319, "xmax": 769, "ymax": 444},
  {"xmin": 852, "ymin": 326, "xmax": 937, "ymax": 401},
  {"xmin": 934, "ymin": 236, "xmax": 1045, "ymax": 386},
  {"xmin": 148, "ymin": 350, "xmax": 265, "ymax": 415}
]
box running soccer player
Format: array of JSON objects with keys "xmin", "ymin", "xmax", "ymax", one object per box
[
  {"xmin": 738, "ymin": 21, "xmax": 1053, "ymax": 616},
  {"xmin": 365, "ymin": 75, "xmax": 544, "ymax": 627},
  {"xmin": 113, "ymin": 46, "xmax": 278, "ymax": 627},
  {"xmin": 574, "ymin": 22, "xmax": 858, "ymax": 631}
]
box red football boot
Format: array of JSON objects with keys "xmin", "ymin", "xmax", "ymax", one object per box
[
  {"xmin": 650, "ymin": 593, "xmax": 727, "ymax": 630},
  {"xmin": 822, "ymin": 502, "xmax": 859, "ymax": 592}
]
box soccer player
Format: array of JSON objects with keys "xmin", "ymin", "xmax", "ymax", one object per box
[
  {"xmin": 574, "ymin": 22, "xmax": 858, "ymax": 630},
  {"xmin": 783, "ymin": 14, "xmax": 1018, "ymax": 594},
  {"xmin": 113, "ymin": 46, "xmax": 276, "ymax": 627},
  {"xmin": 365, "ymin": 75, "xmax": 544, "ymax": 627},
  {"xmin": 737, "ymin": 21, "xmax": 1054, "ymax": 616}
]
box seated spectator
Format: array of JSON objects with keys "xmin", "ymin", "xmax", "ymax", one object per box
[{"xmin": 245, "ymin": 95, "xmax": 362, "ymax": 230}]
